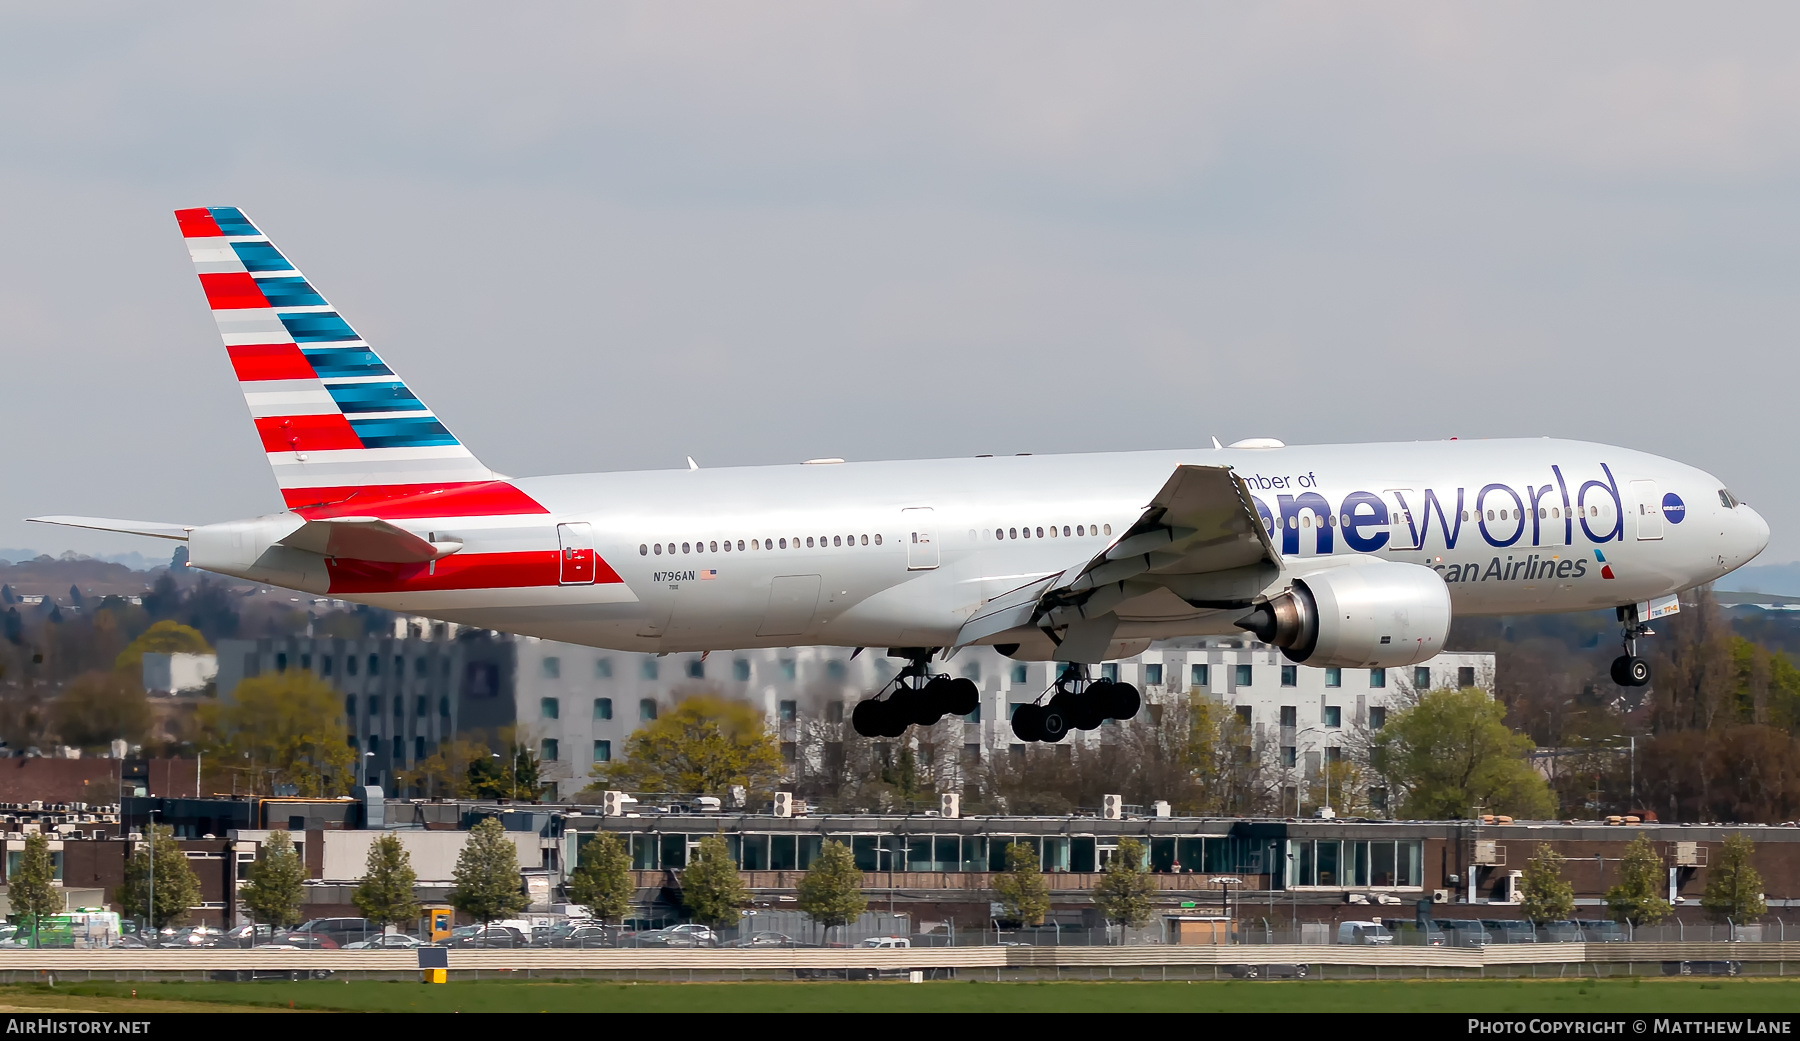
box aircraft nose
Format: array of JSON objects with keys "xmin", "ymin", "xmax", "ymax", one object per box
[{"xmin": 1739, "ymin": 502, "xmax": 1771, "ymax": 563}]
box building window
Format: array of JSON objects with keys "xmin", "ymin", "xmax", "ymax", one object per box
[
  {"xmin": 346, "ymin": 655, "xmax": 358, "ymax": 677},
  {"xmin": 778, "ymin": 700, "xmax": 797, "ymax": 722},
  {"xmin": 639, "ymin": 699, "xmax": 658, "ymax": 721},
  {"xmin": 321, "ymin": 656, "xmax": 333, "ymax": 677},
  {"xmin": 1458, "ymin": 666, "xmax": 1476, "ymax": 688},
  {"xmin": 961, "ymin": 662, "xmax": 981, "ymax": 682},
  {"xmin": 438, "ymin": 696, "xmax": 450, "ymax": 717},
  {"xmin": 1279, "ymin": 705, "xmax": 1297, "ymax": 728},
  {"xmin": 595, "ymin": 658, "xmax": 613, "ymax": 678},
  {"xmin": 543, "ymin": 657, "xmax": 561, "ymax": 679},
  {"xmin": 415, "ymin": 657, "xmax": 428, "ymax": 678},
  {"xmin": 348, "ymin": 735, "xmax": 359, "ymax": 751},
  {"xmin": 686, "ymin": 659, "xmax": 705, "ymax": 679},
  {"xmin": 1324, "ymin": 706, "xmax": 1342, "ymax": 728},
  {"xmin": 1235, "ymin": 664, "xmax": 1253, "ymax": 687},
  {"xmin": 275, "ymin": 652, "xmax": 288, "ymax": 673},
  {"xmin": 1235, "ymin": 706, "xmax": 1252, "ymax": 726},
  {"xmin": 733, "ymin": 659, "xmax": 750, "ymax": 681},
  {"xmin": 1144, "ymin": 664, "xmax": 1163, "ymax": 686},
  {"xmin": 1325, "ymin": 667, "xmax": 1341, "ymax": 688},
  {"xmin": 392, "ymin": 736, "xmax": 404, "ymax": 759},
  {"xmin": 541, "ymin": 697, "xmax": 560, "ymax": 720},
  {"xmin": 367, "ymin": 695, "xmax": 381, "ymax": 716},
  {"xmin": 641, "ymin": 659, "xmax": 658, "ymax": 680},
  {"xmin": 594, "ymin": 698, "xmax": 613, "ymax": 720},
  {"xmin": 414, "ymin": 695, "xmax": 427, "ymax": 716},
  {"xmin": 415, "ymin": 736, "xmax": 426, "ymax": 760},
  {"xmin": 1098, "ymin": 663, "xmax": 1119, "ymax": 682},
  {"xmin": 1368, "ymin": 706, "xmax": 1387, "ymax": 730},
  {"xmin": 1011, "ymin": 664, "xmax": 1028, "ymax": 684},
  {"xmin": 344, "ymin": 695, "xmax": 356, "ymax": 716},
  {"xmin": 394, "ymin": 697, "xmax": 403, "ymax": 718},
  {"xmin": 1370, "ymin": 668, "xmax": 1387, "ymax": 689},
  {"xmin": 1413, "ymin": 666, "xmax": 1431, "ymax": 689},
  {"xmin": 827, "ymin": 660, "xmax": 847, "ymax": 680},
  {"xmin": 368, "ymin": 654, "xmax": 380, "ymax": 676},
  {"xmin": 1370, "ymin": 787, "xmax": 1389, "ymax": 814},
  {"xmin": 1281, "ymin": 746, "xmax": 1297, "ymax": 768},
  {"xmin": 780, "ymin": 741, "xmax": 797, "ymax": 764},
  {"xmin": 593, "ymin": 740, "xmax": 611, "ymax": 763},
  {"xmin": 541, "ymin": 739, "xmax": 559, "ymax": 763},
  {"xmin": 1280, "ymin": 665, "xmax": 1297, "ymax": 687},
  {"xmin": 1325, "ymin": 745, "xmax": 1342, "ymax": 764},
  {"xmin": 963, "ymin": 743, "xmax": 982, "ymax": 764},
  {"xmin": 826, "ymin": 701, "xmax": 844, "ymax": 723},
  {"xmin": 964, "ymin": 704, "xmax": 981, "ymax": 723},
  {"xmin": 1191, "ymin": 663, "xmax": 1208, "ymax": 688}
]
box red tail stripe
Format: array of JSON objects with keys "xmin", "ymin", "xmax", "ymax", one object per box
[
  {"xmin": 175, "ymin": 208, "xmax": 224, "ymax": 238},
  {"xmin": 285, "ymin": 481, "xmax": 550, "ymax": 519},
  {"xmin": 253, "ymin": 414, "xmax": 362, "ymax": 454},
  {"xmin": 199, "ymin": 271, "xmax": 269, "ymax": 310},
  {"xmin": 228, "ymin": 343, "xmax": 314, "ymax": 382},
  {"xmin": 326, "ymin": 550, "xmax": 619, "ymax": 594}
]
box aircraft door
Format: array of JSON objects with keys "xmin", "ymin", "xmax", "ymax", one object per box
[
  {"xmin": 903, "ymin": 507, "xmax": 938, "ymax": 570},
  {"xmin": 1384, "ymin": 490, "xmax": 1421, "ymax": 551},
  {"xmin": 1631, "ymin": 480, "xmax": 1663, "ymax": 541},
  {"xmin": 558, "ymin": 522, "xmax": 596, "ymax": 584}
]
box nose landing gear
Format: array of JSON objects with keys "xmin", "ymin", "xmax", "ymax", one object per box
[
  {"xmin": 849, "ymin": 649, "xmax": 980, "ymax": 737},
  {"xmin": 1610, "ymin": 605, "xmax": 1654, "ymax": 688},
  {"xmin": 1009, "ymin": 664, "xmax": 1141, "ymax": 743}
]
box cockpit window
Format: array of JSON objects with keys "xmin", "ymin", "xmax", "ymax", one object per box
[{"xmin": 1719, "ymin": 489, "xmax": 1739, "ymax": 508}]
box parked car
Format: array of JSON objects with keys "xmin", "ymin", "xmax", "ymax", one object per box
[
  {"xmin": 1539, "ymin": 921, "xmax": 1585, "ymax": 943},
  {"xmin": 1380, "ymin": 921, "xmax": 1446, "ymax": 947},
  {"xmin": 343, "ymin": 933, "xmax": 423, "ymax": 950},
  {"xmin": 1574, "ymin": 920, "xmax": 1628, "ymax": 943},
  {"xmin": 290, "ymin": 918, "xmax": 375, "ymax": 948},
  {"xmin": 1436, "ymin": 921, "xmax": 1490, "ymax": 948},
  {"xmin": 446, "ymin": 925, "xmax": 527, "ymax": 949},
  {"xmin": 1664, "ymin": 961, "xmax": 1741, "ymax": 977},
  {"xmin": 166, "ymin": 926, "xmax": 225, "ymax": 948},
  {"xmin": 631, "ymin": 924, "xmax": 718, "ymax": 948},
  {"xmin": 541, "ymin": 924, "xmax": 615, "ymax": 949},
  {"xmin": 724, "ymin": 931, "xmax": 803, "ymax": 949},
  {"xmin": 1226, "ymin": 964, "xmax": 1310, "ymax": 979},
  {"xmin": 1480, "ymin": 920, "xmax": 1537, "ymax": 944},
  {"xmin": 1336, "ymin": 921, "xmax": 1393, "ymax": 946},
  {"xmin": 858, "ymin": 936, "xmax": 912, "ymax": 949},
  {"xmin": 222, "ymin": 923, "xmax": 273, "ymax": 949}
]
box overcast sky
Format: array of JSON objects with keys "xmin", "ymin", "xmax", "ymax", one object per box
[{"xmin": 4, "ymin": 3, "xmax": 1799, "ymax": 563}]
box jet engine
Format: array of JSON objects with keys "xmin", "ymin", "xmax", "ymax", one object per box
[{"xmin": 1237, "ymin": 561, "xmax": 1451, "ymax": 669}]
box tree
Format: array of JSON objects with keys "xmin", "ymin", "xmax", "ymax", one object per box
[
  {"xmin": 1701, "ymin": 834, "xmax": 1767, "ymax": 923},
  {"xmin": 1606, "ymin": 834, "xmax": 1672, "ymax": 927},
  {"xmin": 113, "ymin": 620, "xmax": 211, "ymax": 676},
  {"xmin": 992, "ymin": 841, "xmax": 1051, "ymax": 928},
  {"xmin": 51, "ymin": 671, "xmax": 152, "ymax": 750},
  {"xmin": 200, "ymin": 671, "xmax": 356, "ymax": 796},
  {"xmin": 400, "ymin": 737, "xmax": 491, "ymax": 799},
  {"xmin": 9, "ymin": 833, "xmax": 60, "ymax": 948},
  {"xmin": 566, "ymin": 833, "xmax": 633, "ymax": 926},
  {"xmin": 680, "ymin": 835, "xmax": 748, "ymax": 929},
  {"xmin": 794, "ymin": 839, "xmax": 866, "ymax": 944},
  {"xmin": 468, "ymin": 730, "xmax": 545, "ymax": 801},
  {"xmin": 120, "ymin": 823, "xmax": 202, "ymax": 930},
  {"xmin": 239, "ymin": 831, "xmax": 306, "ymax": 928},
  {"xmin": 1092, "ymin": 837, "xmax": 1157, "ymax": 937},
  {"xmin": 1371, "ymin": 688, "xmax": 1555, "ymax": 819},
  {"xmin": 449, "ymin": 817, "xmax": 528, "ymax": 926},
  {"xmin": 353, "ymin": 833, "xmax": 421, "ymax": 930},
  {"xmin": 1518, "ymin": 843, "xmax": 1575, "ymax": 926},
  {"xmin": 592, "ymin": 694, "xmax": 783, "ymax": 798}
]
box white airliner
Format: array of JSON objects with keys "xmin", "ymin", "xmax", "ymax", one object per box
[{"xmin": 31, "ymin": 207, "xmax": 1771, "ymax": 743}]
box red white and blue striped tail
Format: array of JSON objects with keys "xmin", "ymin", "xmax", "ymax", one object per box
[{"xmin": 176, "ymin": 206, "xmax": 501, "ymax": 513}]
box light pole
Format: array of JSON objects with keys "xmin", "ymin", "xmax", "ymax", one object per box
[
  {"xmin": 360, "ymin": 751, "xmax": 375, "ymax": 789},
  {"xmin": 144, "ymin": 808, "xmax": 158, "ymax": 941},
  {"xmin": 1213, "ymin": 876, "xmax": 1243, "ymax": 943},
  {"xmin": 1293, "ymin": 726, "xmax": 1333, "ymax": 815}
]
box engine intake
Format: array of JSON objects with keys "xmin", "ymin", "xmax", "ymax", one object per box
[{"xmin": 1237, "ymin": 561, "xmax": 1451, "ymax": 669}]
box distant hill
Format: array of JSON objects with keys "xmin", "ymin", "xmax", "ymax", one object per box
[
  {"xmin": 1716, "ymin": 561, "xmax": 1800, "ymax": 598},
  {"xmin": 0, "ymin": 556, "xmax": 166, "ymax": 600}
]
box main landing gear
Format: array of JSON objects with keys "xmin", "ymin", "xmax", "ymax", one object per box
[
  {"xmin": 1610, "ymin": 605, "xmax": 1654, "ymax": 688},
  {"xmin": 850, "ymin": 650, "xmax": 980, "ymax": 738},
  {"xmin": 1009, "ymin": 664, "xmax": 1142, "ymax": 743}
]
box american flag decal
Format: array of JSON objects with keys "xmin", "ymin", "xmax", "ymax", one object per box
[{"xmin": 700, "ymin": 570, "xmax": 718, "ymax": 580}]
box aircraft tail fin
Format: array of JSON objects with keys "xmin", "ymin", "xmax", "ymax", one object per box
[{"xmin": 174, "ymin": 207, "xmax": 504, "ymax": 514}]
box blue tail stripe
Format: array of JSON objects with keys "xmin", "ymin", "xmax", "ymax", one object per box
[
  {"xmin": 279, "ymin": 312, "xmax": 360, "ymax": 343},
  {"xmin": 230, "ymin": 242, "xmax": 293, "ymax": 272},
  {"xmin": 299, "ymin": 347, "xmax": 392, "ymax": 379},
  {"xmin": 207, "ymin": 207, "xmax": 260, "ymax": 237},
  {"xmin": 327, "ymin": 381, "xmax": 424, "ymax": 413},
  {"xmin": 348, "ymin": 415, "xmax": 459, "ymax": 448},
  {"xmin": 254, "ymin": 277, "xmax": 328, "ymax": 309}
]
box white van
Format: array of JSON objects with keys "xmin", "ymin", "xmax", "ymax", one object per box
[
  {"xmin": 858, "ymin": 936, "xmax": 912, "ymax": 949},
  {"xmin": 1336, "ymin": 921, "xmax": 1394, "ymax": 946}
]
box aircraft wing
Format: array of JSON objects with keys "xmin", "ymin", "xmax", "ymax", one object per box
[{"xmin": 955, "ymin": 464, "xmax": 1281, "ymax": 656}]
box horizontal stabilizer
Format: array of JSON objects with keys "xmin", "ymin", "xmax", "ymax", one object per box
[
  {"xmin": 276, "ymin": 516, "xmax": 460, "ymax": 564},
  {"xmin": 27, "ymin": 516, "xmax": 194, "ymax": 542}
]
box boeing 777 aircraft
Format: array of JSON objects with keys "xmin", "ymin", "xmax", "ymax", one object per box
[{"xmin": 31, "ymin": 208, "xmax": 1771, "ymax": 743}]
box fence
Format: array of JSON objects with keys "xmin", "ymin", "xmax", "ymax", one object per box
[{"xmin": 3, "ymin": 942, "xmax": 1800, "ymax": 983}]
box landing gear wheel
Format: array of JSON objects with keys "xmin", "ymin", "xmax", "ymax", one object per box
[
  {"xmin": 916, "ymin": 676, "xmax": 952, "ymax": 726},
  {"xmin": 851, "ymin": 699, "xmax": 883, "ymax": 737},
  {"xmin": 1039, "ymin": 703, "xmax": 1070, "ymax": 742},
  {"xmin": 1011, "ymin": 703, "xmax": 1046, "ymax": 742},
  {"xmin": 1610, "ymin": 655, "xmax": 1651, "ymax": 688},
  {"xmin": 878, "ymin": 695, "xmax": 911, "ymax": 738},
  {"xmin": 1069, "ymin": 689, "xmax": 1106, "ymax": 731},
  {"xmin": 946, "ymin": 677, "xmax": 980, "ymax": 717},
  {"xmin": 1107, "ymin": 682, "xmax": 1142, "ymax": 721}
]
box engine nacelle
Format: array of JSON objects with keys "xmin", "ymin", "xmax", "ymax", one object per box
[{"xmin": 1237, "ymin": 561, "xmax": 1451, "ymax": 669}]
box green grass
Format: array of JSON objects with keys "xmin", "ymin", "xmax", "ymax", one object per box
[{"xmin": 20, "ymin": 977, "xmax": 1800, "ymax": 1013}]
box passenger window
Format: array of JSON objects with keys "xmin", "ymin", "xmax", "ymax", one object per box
[
  {"xmin": 874, "ymin": 534, "xmax": 882, "ymax": 545},
  {"xmin": 860, "ymin": 535, "xmax": 868, "ymax": 545},
  {"xmin": 1063, "ymin": 526, "xmax": 1071, "ymax": 536},
  {"xmin": 806, "ymin": 537, "xmax": 815, "ymax": 548},
  {"xmin": 709, "ymin": 541, "xmax": 718, "ymax": 552},
  {"xmin": 639, "ymin": 544, "xmax": 648, "ymax": 555},
  {"xmin": 1009, "ymin": 528, "xmax": 1017, "ymax": 539},
  {"xmin": 833, "ymin": 536, "xmax": 841, "ymax": 547},
  {"xmin": 1077, "ymin": 525, "xmax": 1085, "ymax": 536},
  {"xmin": 653, "ymin": 544, "xmax": 662, "ymax": 555},
  {"xmin": 682, "ymin": 542, "xmax": 691, "ymax": 553},
  {"xmin": 722, "ymin": 540, "xmax": 731, "ymax": 552},
  {"xmin": 1103, "ymin": 524, "xmax": 1111, "ymax": 535},
  {"xmin": 779, "ymin": 538, "xmax": 787, "ymax": 548}
]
